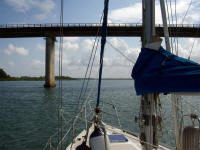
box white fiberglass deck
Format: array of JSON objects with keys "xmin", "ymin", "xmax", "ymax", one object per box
[{"xmin": 66, "ymin": 124, "xmax": 171, "ymax": 150}]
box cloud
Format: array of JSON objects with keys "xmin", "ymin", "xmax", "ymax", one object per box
[
  {"xmin": 63, "ymin": 42, "xmax": 79, "ymax": 51},
  {"xmin": 81, "ymin": 39, "xmax": 96, "ymax": 52},
  {"xmin": 4, "ymin": 44, "xmax": 15, "ymax": 55},
  {"xmin": 8, "ymin": 62, "xmax": 15, "ymax": 67},
  {"xmin": 5, "ymin": 0, "xmax": 55, "ymax": 20},
  {"xmin": 33, "ymin": 0, "xmax": 55, "ymax": 14},
  {"xmin": 15, "ymin": 47, "xmax": 29, "ymax": 56},
  {"xmin": 55, "ymin": 51, "xmax": 71, "ymax": 65},
  {"xmin": 63, "ymin": 37, "xmax": 80, "ymax": 42},
  {"xmin": 53, "ymin": 37, "xmax": 137, "ymax": 78},
  {"xmin": 109, "ymin": 2, "xmax": 161, "ymax": 23},
  {"xmin": 4, "ymin": 44, "xmax": 29, "ymax": 56},
  {"xmin": 36, "ymin": 44, "xmax": 45, "ymax": 51},
  {"xmin": 54, "ymin": 38, "xmax": 99, "ymax": 68},
  {"xmin": 176, "ymin": 38, "xmax": 200, "ymax": 62},
  {"xmin": 106, "ymin": 38, "xmax": 140, "ymax": 66},
  {"xmin": 125, "ymin": 48, "xmax": 140, "ymax": 62},
  {"xmin": 62, "ymin": 37, "xmax": 80, "ymax": 51},
  {"xmin": 109, "ymin": 3, "xmax": 142, "ymax": 23},
  {"xmin": 5, "ymin": 0, "xmax": 30, "ymax": 13},
  {"xmin": 104, "ymin": 57, "xmax": 127, "ymax": 67},
  {"xmin": 109, "ymin": 0, "xmax": 200, "ymax": 24},
  {"xmin": 31, "ymin": 60, "xmax": 44, "ymax": 69},
  {"xmin": 34, "ymin": 13, "xmax": 47, "ymax": 20},
  {"xmin": 109, "ymin": 38, "xmax": 140, "ymax": 61},
  {"xmin": 109, "ymin": 38, "xmax": 129, "ymax": 51}
]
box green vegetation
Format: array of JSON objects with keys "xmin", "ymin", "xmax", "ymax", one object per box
[
  {"xmin": 0, "ymin": 68, "xmax": 76, "ymax": 81},
  {"xmin": 0, "ymin": 68, "xmax": 10, "ymax": 78}
]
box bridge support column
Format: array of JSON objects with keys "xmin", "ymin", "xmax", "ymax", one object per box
[{"xmin": 44, "ymin": 36, "xmax": 56, "ymax": 88}]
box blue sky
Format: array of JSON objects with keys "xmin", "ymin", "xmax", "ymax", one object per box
[{"xmin": 0, "ymin": 0, "xmax": 200, "ymax": 78}]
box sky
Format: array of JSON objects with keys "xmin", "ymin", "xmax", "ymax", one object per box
[{"xmin": 0, "ymin": 0, "xmax": 200, "ymax": 78}]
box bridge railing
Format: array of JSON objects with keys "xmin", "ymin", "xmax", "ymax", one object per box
[
  {"xmin": 0, "ymin": 23, "xmax": 200, "ymax": 28},
  {"xmin": 0, "ymin": 23, "xmax": 142, "ymax": 28}
]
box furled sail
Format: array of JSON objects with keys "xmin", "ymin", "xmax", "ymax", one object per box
[{"xmin": 132, "ymin": 47, "xmax": 200, "ymax": 95}]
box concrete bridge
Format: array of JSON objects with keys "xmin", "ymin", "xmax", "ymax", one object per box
[
  {"xmin": 1, "ymin": 23, "xmax": 200, "ymax": 38},
  {"xmin": 1, "ymin": 23, "xmax": 200, "ymax": 87}
]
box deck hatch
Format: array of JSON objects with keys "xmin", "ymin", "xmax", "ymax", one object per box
[{"xmin": 108, "ymin": 134, "xmax": 128, "ymax": 143}]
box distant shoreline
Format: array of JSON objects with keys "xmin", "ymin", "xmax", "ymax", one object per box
[
  {"xmin": 0, "ymin": 77, "xmax": 132, "ymax": 81},
  {"xmin": 0, "ymin": 68, "xmax": 132, "ymax": 81},
  {"xmin": 0, "ymin": 76, "xmax": 76, "ymax": 81}
]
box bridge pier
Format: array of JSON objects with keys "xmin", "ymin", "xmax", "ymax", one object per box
[{"xmin": 44, "ymin": 36, "xmax": 56, "ymax": 88}]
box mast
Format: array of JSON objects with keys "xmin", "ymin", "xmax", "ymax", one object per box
[
  {"xmin": 96, "ymin": 0, "xmax": 109, "ymax": 109},
  {"xmin": 142, "ymin": 0, "xmax": 155, "ymax": 45},
  {"xmin": 141, "ymin": 0, "xmax": 157, "ymax": 149},
  {"xmin": 159, "ymin": 1, "xmax": 181, "ymax": 149},
  {"xmin": 160, "ymin": 0, "xmax": 170, "ymax": 50}
]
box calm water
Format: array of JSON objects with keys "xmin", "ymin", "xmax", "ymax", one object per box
[{"xmin": 0, "ymin": 80, "xmax": 199, "ymax": 150}]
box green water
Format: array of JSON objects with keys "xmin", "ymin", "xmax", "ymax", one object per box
[{"xmin": 0, "ymin": 80, "xmax": 199, "ymax": 150}]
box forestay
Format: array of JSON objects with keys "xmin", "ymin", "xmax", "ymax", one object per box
[{"xmin": 132, "ymin": 46, "xmax": 200, "ymax": 95}]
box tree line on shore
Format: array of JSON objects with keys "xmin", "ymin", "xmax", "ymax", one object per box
[{"xmin": 0, "ymin": 68, "xmax": 75, "ymax": 81}]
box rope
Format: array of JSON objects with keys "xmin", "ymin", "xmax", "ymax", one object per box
[{"xmin": 113, "ymin": 104, "xmax": 122, "ymax": 128}]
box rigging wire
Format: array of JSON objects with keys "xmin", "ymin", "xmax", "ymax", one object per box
[
  {"xmin": 58, "ymin": 0, "xmax": 64, "ymax": 149},
  {"xmin": 78, "ymin": 37, "xmax": 99, "ymax": 100},
  {"xmin": 76, "ymin": 13, "xmax": 104, "ymax": 113},
  {"xmin": 167, "ymin": 1, "xmax": 197, "ymax": 144},
  {"xmin": 82, "ymin": 39, "xmax": 100, "ymax": 102},
  {"xmin": 46, "ymin": 74, "xmax": 98, "ymax": 150},
  {"xmin": 181, "ymin": 0, "xmax": 193, "ymax": 25},
  {"xmin": 180, "ymin": 0, "xmax": 196, "ymax": 60},
  {"xmin": 165, "ymin": 1, "xmax": 184, "ymax": 148},
  {"xmin": 165, "ymin": 0, "xmax": 174, "ymax": 53},
  {"xmin": 171, "ymin": 0, "xmax": 178, "ymax": 55},
  {"xmin": 76, "ymin": 37, "xmax": 100, "ymax": 112},
  {"xmin": 171, "ymin": 0, "xmax": 193, "ymax": 50},
  {"xmin": 46, "ymin": 0, "xmax": 199, "ymax": 149},
  {"xmin": 107, "ymin": 41, "xmax": 135, "ymax": 64},
  {"xmin": 64, "ymin": 4, "xmax": 109, "ymax": 149},
  {"xmin": 169, "ymin": 0, "xmax": 178, "ymax": 55},
  {"xmin": 188, "ymin": 39, "xmax": 195, "ymax": 60},
  {"xmin": 174, "ymin": 0, "xmax": 179, "ymax": 55},
  {"xmin": 169, "ymin": 0, "xmax": 176, "ymax": 53}
]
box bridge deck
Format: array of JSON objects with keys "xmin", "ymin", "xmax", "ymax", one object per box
[{"xmin": 0, "ymin": 23, "xmax": 200, "ymax": 38}]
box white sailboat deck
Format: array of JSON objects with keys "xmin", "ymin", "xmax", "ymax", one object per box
[{"xmin": 66, "ymin": 124, "xmax": 171, "ymax": 150}]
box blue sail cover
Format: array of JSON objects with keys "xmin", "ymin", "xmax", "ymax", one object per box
[{"xmin": 132, "ymin": 47, "xmax": 200, "ymax": 95}]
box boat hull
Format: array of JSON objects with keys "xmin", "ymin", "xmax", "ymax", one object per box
[{"xmin": 66, "ymin": 124, "xmax": 171, "ymax": 150}]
